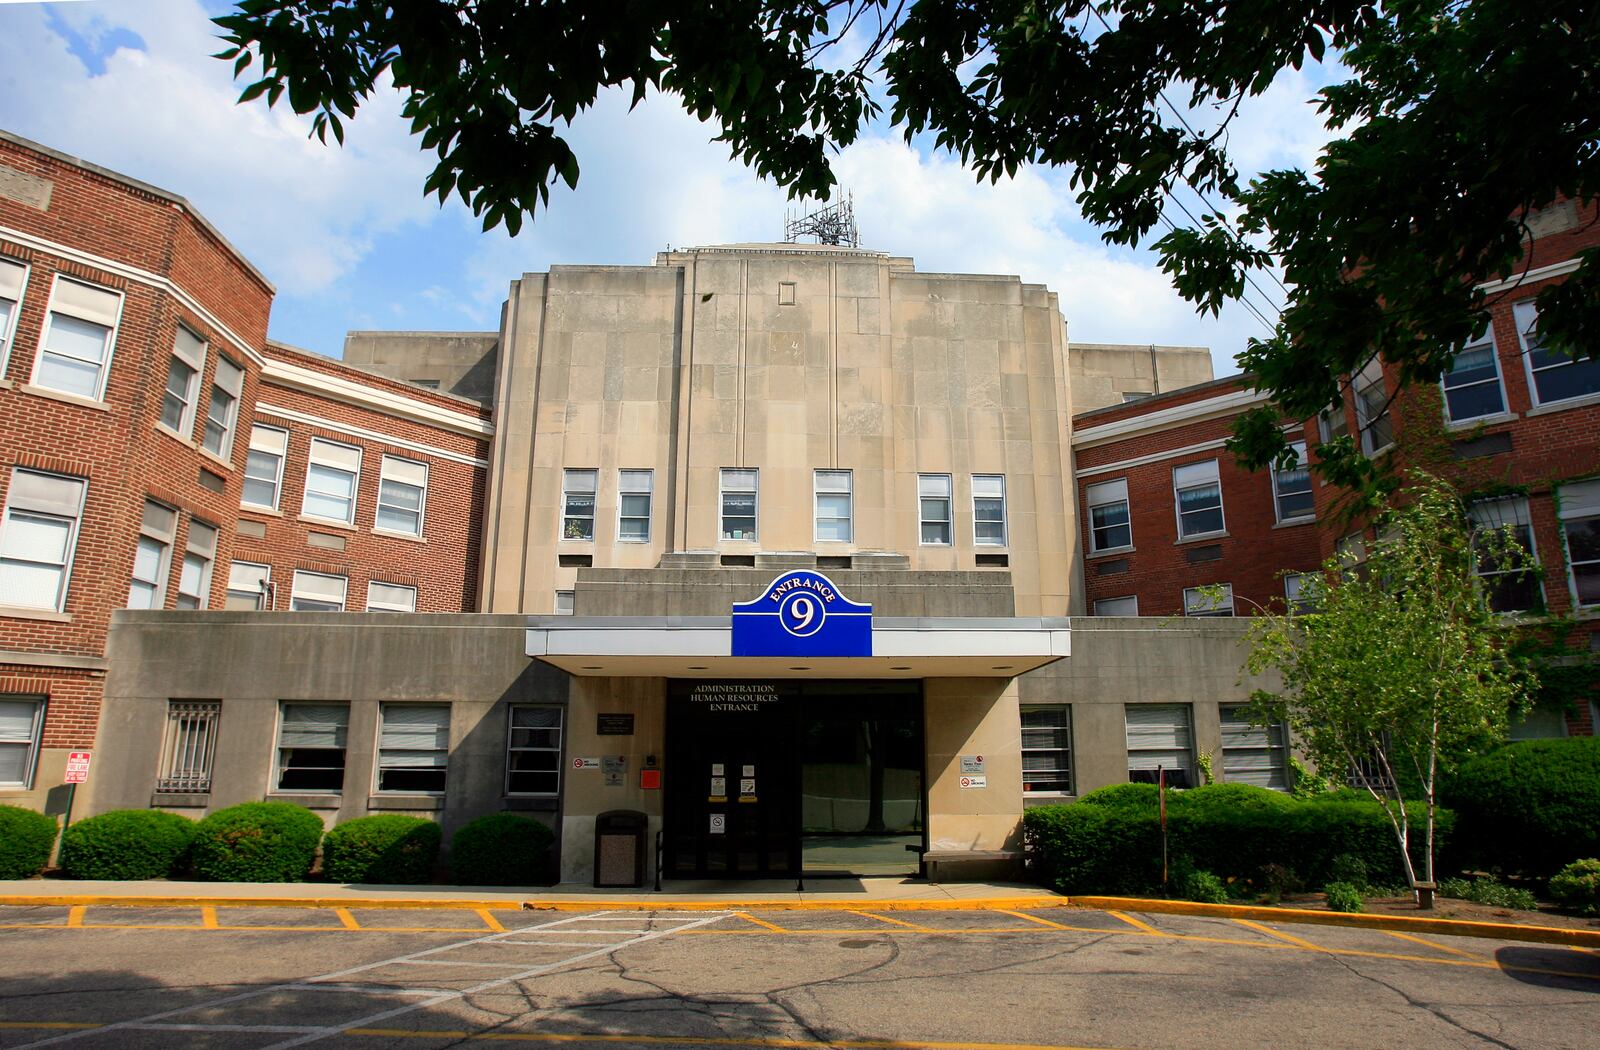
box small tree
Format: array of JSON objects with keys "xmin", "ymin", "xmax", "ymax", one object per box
[{"xmin": 1244, "ymin": 473, "xmax": 1533, "ymax": 897}]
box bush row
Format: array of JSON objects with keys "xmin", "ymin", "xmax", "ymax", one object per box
[{"xmin": 1441, "ymin": 737, "xmax": 1600, "ymax": 877}]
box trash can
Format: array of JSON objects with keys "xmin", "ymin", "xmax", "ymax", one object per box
[{"xmin": 594, "ymin": 810, "xmax": 648, "ymax": 888}]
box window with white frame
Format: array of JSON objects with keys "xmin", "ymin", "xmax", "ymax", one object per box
[
  {"xmin": 815, "ymin": 469, "xmax": 852, "ymax": 542},
  {"xmin": 225, "ymin": 561, "xmax": 271, "ymax": 610},
  {"xmin": 155, "ymin": 700, "xmax": 220, "ymax": 794},
  {"xmin": 720, "ymin": 468, "xmax": 757, "ymax": 541},
  {"xmin": 1087, "ymin": 478, "xmax": 1131, "ymax": 552},
  {"xmin": 127, "ymin": 501, "xmax": 176, "ymax": 610},
  {"xmin": 1557, "ymin": 478, "xmax": 1600, "ymax": 608},
  {"xmin": 367, "ymin": 581, "xmax": 417, "ymax": 612},
  {"xmin": 202, "ymin": 357, "xmax": 244, "ymax": 458},
  {"xmin": 1318, "ymin": 399, "xmax": 1351, "ymax": 444},
  {"xmin": 1517, "ymin": 299, "xmax": 1600, "ymax": 406},
  {"xmin": 972, "ymin": 474, "xmax": 1007, "ymax": 546},
  {"xmin": 275, "ymin": 702, "xmax": 348, "ymax": 791},
  {"xmin": 1354, "ymin": 357, "xmax": 1394, "ymax": 454},
  {"xmin": 290, "ymin": 570, "xmax": 346, "ymax": 611},
  {"xmin": 160, "ymin": 326, "xmax": 205, "ymax": 435},
  {"xmin": 1272, "ymin": 442, "xmax": 1314, "ymax": 522},
  {"xmin": 1284, "ymin": 572, "xmax": 1319, "ymax": 613},
  {"xmin": 617, "ymin": 469, "xmax": 652, "ymax": 542},
  {"xmin": 376, "ymin": 704, "xmax": 449, "ymax": 793},
  {"xmin": 1173, "ymin": 460, "xmax": 1224, "ymax": 538},
  {"xmin": 1093, "ymin": 595, "xmax": 1139, "ymax": 616},
  {"xmin": 1468, "ymin": 496, "xmax": 1541, "ymax": 613},
  {"xmin": 302, "ymin": 438, "xmax": 361, "ymax": 524},
  {"xmin": 35, "ymin": 277, "xmax": 122, "ymax": 401},
  {"xmin": 506, "ymin": 705, "xmax": 563, "ymax": 795},
  {"xmin": 554, "ymin": 590, "xmax": 575, "ymax": 615},
  {"xmin": 1125, "ymin": 703, "xmax": 1195, "ymax": 787},
  {"xmin": 175, "ymin": 520, "xmax": 217, "ymax": 610},
  {"xmin": 1020, "ymin": 704, "xmax": 1073, "ymax": 794},
  {"xmin": 1442, "ymin": 325, "xmax": 1507, "ymax": 422},
  {"xmin": 0, "ymin": 258, "xmax": 28, "ymax": 376},
  {"xmin": 1183, "ymin": 583, "xmax": 1235, "ymax": 617},
  {"xmin": 1220, "ymin": 705, "xmax": 1289, "ymax": 790},
  {"xmin": 562, "ymin": 468, "xmax": 596, "ymax": 541},
  {"xmin": 375, "ymin": 455, "xmax": 427, "ymax": 536},
  {"xmin": 242, "ymin": 426, "xmax": 288, "ymax": 509},
  {"xmin": 1509, "ymin": 702, "xmax": 1569, "ymax": 741},
  {"xmin": 918, "ymin": 474, "xmax": 952, "ymax": 545},
  {"xmin": 0, "ymin": 696, "xmax": 45, "ymax": 788},
  {"xmin": 0, "ymin": 470, "xmax": 84, "ymax": 612}
]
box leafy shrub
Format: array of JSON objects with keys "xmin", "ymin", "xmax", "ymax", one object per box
[
  {"xmin": 1173, "ymin": 783, "xmax": 1298, "ymax": 815},
  {"xmin": 1324, "ymin": 881, "xmax": 1364, "ymax": 913},
  {"xmin": 1259, "ymin": 863, "xmax": 1302, "ymax": 902},
  {"xmin": 1548, "ymin": 859, "xmax": 1600, "ymax": 916},
  {"xmin": 1328, "ymin": 853, "xmax": 1370, "ymax": 890},
  {"xmin": 0, "ymin": 805, "xmax": 58, "ymax": 880},
  {"xmin": 1438, "ymin": 874, "xmax": 1538, "ymax": 911},
  {"xmin": 1074, "ymin": 783, "xmax": 1160, "ymax": 811},
  {"xmin": 58, "ymin": 810, "xmax": 195, "ymax": 880},
  {"xmin": 322, "ymin": 816, "xmax": 441, "ymax": 884},
  {"xmin": 450, "ymin": 813, "xmax": 554, "ymax": 886},
  {"xmin": 1179, "ymin": 868, "xmax": 1228, "ymax": 904},
  {"xmin": 1442, "ymin": 737, "xmax": 1600, "ymax": 876},
  {"xmin": 189, "ymin": 802, "xmax": 324, "ymax": 882}
]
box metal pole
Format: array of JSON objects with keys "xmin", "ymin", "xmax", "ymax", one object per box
[
  {"xmin": 55, "ymin": 782, "xmax": 77, "ymax": 866},
  {"xmin": 1158, "ymin": 765, "xmax": 1168, "ymax": 891}
]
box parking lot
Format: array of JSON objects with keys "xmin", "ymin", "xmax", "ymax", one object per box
[{"xmin": 0, "ymin": 902, "xmax": 1595, "ymax": 1049}]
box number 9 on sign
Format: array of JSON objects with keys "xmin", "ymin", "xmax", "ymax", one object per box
[{"xmin": 779, "ymin": 592, "xmax": 825, "ymax": 637}]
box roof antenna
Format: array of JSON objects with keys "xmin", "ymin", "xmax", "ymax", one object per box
[{"xmin": 784, "ymin": 191, "xmax": 859, "ymax": 247}]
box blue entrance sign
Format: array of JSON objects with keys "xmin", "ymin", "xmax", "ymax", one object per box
[{"xmin": 731, "ymin": 571, "xmax": 872, "ymax": 657}]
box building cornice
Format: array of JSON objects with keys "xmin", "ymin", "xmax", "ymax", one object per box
[
  {"xmin": 259, "ymin": 358, "xmax": 495, "ymax": 439},
  {"xmin": 255, "ymin": 403, "xmax": 489, "ymax": 468},
  {"xmin": 1071, "ymin": 386, "xmax": 1272, "ymax": 449}
]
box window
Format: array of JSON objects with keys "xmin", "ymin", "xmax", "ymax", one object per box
[
  {"xmin": 128, "ymin": 501, "xmax": 176, "ymax": 610},
  {"xmin": 275, "ymin": 702, "xmax": 348, "ymax": 791},
  {"xmin": 160, "ymin": 326, "xmax": 205, "ymax": 435},
  {"xmin": 918, "ymin": 474, "xmax": 952, "ymax": 545},
  {"xmin": 815, "ymin": 469, "xmax": 852, "ymax": 542},
  {"xmin": 34, "ymin": 277, "xmax": 121, "ymax": 400},
  {"xmin": 562, "ymin": 468, "xmax": 597, "ymax": 541},
  {"xmin": 1122, "ymin": 391, "xmax": 1151, "ymax": 402},
  {"xmin": 1021, "ymin": 705, "xmax": 1074, "ymax": 793},
  {"xmin": 1125, "ymin": 704, "xmax": 1194, "ymax": 787},
  {"xmin": 1093, "ymin": 595, "xmax": 1139, "ymax": 616},
  {"xmin": 156, "ymin": 701, "xmax": 220, "ymax": 793},
  {"xmin": 1468, "ymin": 496, "xmax": 1541, "ymax": 613},
  {"xmin": 0, "ymin": 697, "xmax": 44, "ymax": 788},
  {"xmin": 376, "ymin": 704, "xmax": 449, "ymax": 793},
  {"xmin": 1087, "ymin": 478, "xmax": 1131, "ymax": 552},
  {"xmin": 1173, "ymin": 460, "xmax": 1224, "ymax": 538},
  {"xmin": 1441, "ymin": 326, "xmax": 1506, "ymax": 422},
  {"xmin": 242, "ymin": 426, "xmax": 288, "ymax": 509},
  {"xmin": 1558, "ymin": 478, "xmax": 1600, "ymax": 608},
  {"xmin": 1183, "ymin": 583, "xmax": 1235, "ymax": 617},
  {"xmin": 0, "ymin": 258, "xmax": 27, "ymax": 376},
  {"xmin": 225, "ymin": 562, "xmax": 271, "ymax": 610},
  {"xmin": 290, "ymin": 570, "xmax": 346, "ymax": 611},
  {"xmin": 0, "ymin": 469, "xmax": 86, "ymax": 612},
  {"xmin": 375, "ymin": 455, "xmax": 427, "ymax": 536},
  {"xmin": 506, "ymin": 705, "xmax": 563, "ymax": 795},
  {"xmin": 618, "ymin": 469, "xmax": 652, "ymax": 542},
  {"xmin": 367, "ymin": 581, "xmax": 417, "ymax": 612},
  {"xmin": 1517, "ymin": 299, "xmax": 1600, "ymax": 406},
  {"xmin": 1284, "ymin": 573, "xmax": 1319, "ymax": 613},
  {"xmin": 1220, "ymin": 705, "xmax": 1289, "ymax": 790},
  {"xmin": 554, "ymin": 590, "xmax": 575, "ymax": 615},
  {"xmin": 202, "ymin": 357, "xmax": 244, "ymax": 457},
  {"xmin": 1509, "ymin": 702, "xmax": 1569, "ymax": 741},
  {"xmin": 1354, "ymin": 358, "xmax": 1394, "ymax": 454},
  {"xmin": 1318, "ymin": 400, "xmax": 1351, "ymax": 444},
  {"xmin": 176, "ymin": 520, "xmax": 217, "ymax": 610},
  {"xmin": 1272, "ymin": 442, "xmax": 1314, "ymax": 522},
  {"xmin": 721, "ymin": 468, "xmax": 758, "ymax": 541},
  {"xmin": 1337, "ymin": 533, "xmax": 1368, "ymax": 573},
  {"xmin": 972, "ymin": 474, "xmax": 1007, "ymax": 546},
  {"xmin": 303, "ymin": 438, "xmax": 361, "ymax": 524}
]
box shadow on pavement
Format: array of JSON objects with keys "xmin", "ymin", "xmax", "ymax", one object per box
[{"xmin": 1495, "ymin": 945, "xmax": 1600, "ymax": 991}]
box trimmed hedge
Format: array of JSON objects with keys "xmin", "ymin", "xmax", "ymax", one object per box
[
  {"xmin": 58, "ymin": 809, "xmax": 196, "ymax": 880},
  {"xmin": 0, "ymin": 804, "xmax": 58, "ymax": 880},
  {"xmin": 1549, "ymin": 859, "xmax": 1600, "ymax": 916},
  {"xmin": 1024, "ymin": 789, "xmax": 1450, "ymax": 896},
  {"xmin": 189, "ymin": 802, "xmax": 325, "ymax": 882},
  {"xmin": 322, "ymin": 815, "xmax": 442, "ymax": 885},
  {"xmin": 1442, "ymin": 737, "xmax": 1600, "ymax": 876},
  {"xmin": 450, "ymin": 813, "xmax": 554, "ymax": 886}
]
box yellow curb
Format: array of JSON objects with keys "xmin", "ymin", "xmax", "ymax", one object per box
[
  {"xmin": 518, "ymin": 896, "xmax": 1066, "ymax": 913},
  {"xmin": 0, "ymin": 893, "xmax": 1065, "ymax": 913},
  {"xmin": 0, "ymin": 895, "xmax": 533, "ymax": 911},
  {"xmin": 1064, "ymin": 896, "xmax": 1600, "ymax": 949}
]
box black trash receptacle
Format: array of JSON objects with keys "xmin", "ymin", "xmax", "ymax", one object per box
[{"xmin": 594, "ymin": 810, "xmax": 648, "ymax": 888}]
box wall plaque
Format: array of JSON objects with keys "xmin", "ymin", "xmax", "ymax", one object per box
[{"xmin": 596, "ymin": 713, "xmax": 635, "ymax": 736}]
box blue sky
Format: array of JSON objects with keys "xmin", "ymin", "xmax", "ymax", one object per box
[{"xmin": 0, "ymin": 0, "xmax": 1342, "ymax": 376}]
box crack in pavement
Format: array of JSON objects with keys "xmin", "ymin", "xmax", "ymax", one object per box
[{"xmin": 1321, "ymin": 949, "xmax": 1522, "ymax": 1050}]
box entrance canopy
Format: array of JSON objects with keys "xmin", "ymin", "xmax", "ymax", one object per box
[{"xmin": 525, "ymin": 616, "xmax": 1070, "ymax": 678}]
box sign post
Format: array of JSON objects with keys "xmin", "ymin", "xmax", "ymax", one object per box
[{"xmin": 59, "ymin": 751, "xmax": 92, "ymax": 852}]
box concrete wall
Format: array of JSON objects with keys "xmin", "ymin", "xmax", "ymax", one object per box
[
  {"xmin": 342, "ymin": 331, "xmax": 501, "ymax": 404},
  {"xmin": 574, "ymin": 565, "xmax": 1015, "ymax": 617},
  {"xmin": 1068, "ymin": 343, "xmax": 1214, "ymax": 414}
]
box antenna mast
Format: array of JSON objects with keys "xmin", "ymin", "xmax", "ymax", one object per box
[{"xmin": 784, "ymin": 192, "xmax": 859, "ymax": 247}]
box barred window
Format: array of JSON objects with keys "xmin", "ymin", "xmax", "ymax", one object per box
[{"xmin": 156, "ymin": 701, "xmax": 220, "ymax": 794}]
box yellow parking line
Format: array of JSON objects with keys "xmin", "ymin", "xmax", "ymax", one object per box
[
  {"xmin": 854, "ymin": 911, "xmax": 935, "ymax": 932},
  {"xmin": 475, "ymin": 907, "xmax": 506, "ymax": 933},
  {"xmin": 201, "ymin": 906, "xmax": 220, "ymax": 929},
  {"xmin": 1106, "ymin": 911, "xmax": 1168, "ymax": 937},
  {"xmin": 0, "ymin": 1022, "xmax": 102, "ymax": 1031},
  {"xmin": 334, "ymin": 907, "xmax": 361, "ymax": 930},
  {"xmin": 344, "ymin": 1028, "xmax": 1129, "ymax": 1049},
  {"xmin": 65, "ymin": 905, "xmax": 86, "ymax": 928},
  {"xmin": 1232, "ymin": 918, "xmax": 1328, "ymax": 952},
  {"xmin": 1000, "ymin": 909, "xmax": 1070, "ymax": 930},
  {"xmin": 735, "ymin": 911, "xmax": 790, "ymax": 933},
  {"xmin": 1381, "ymin": 929, "xmax": 1486, "ymax": 959}
]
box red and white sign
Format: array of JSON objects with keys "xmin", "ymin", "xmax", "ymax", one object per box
[{"xmin": 64, "ymin": 751, "xmax": 92, "ymax": 784}]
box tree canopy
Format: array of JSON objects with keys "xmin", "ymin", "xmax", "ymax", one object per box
[{"xmin": 214, "ymin": 1, "xmax": 1599, "ymax": 480}]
